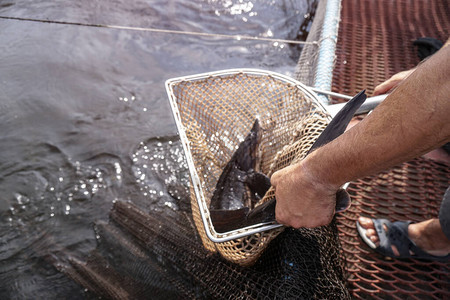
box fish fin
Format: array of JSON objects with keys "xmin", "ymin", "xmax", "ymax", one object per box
[
  {"xmin": 245, "ymin": 170, "xmax": 271, "ymax": 203},
  {"xmin": 308, "ymin": 90, "xmax": 367, "ymax": 153},
  {"xmin": 235, "ymin": 119, "xmax": 261, "ymax": 171},
  {"xmin": 209, "ymin": 208, "xmax": 250, "ymax": 233}
]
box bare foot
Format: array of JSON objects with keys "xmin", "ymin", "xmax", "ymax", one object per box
[{"xmin": 358, "ymin": 217, "xmax": 450, "ymax": 257}]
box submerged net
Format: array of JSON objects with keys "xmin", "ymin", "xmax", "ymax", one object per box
[{"xmin": 57, "ymin": 200, "xmax": 349, "ymax": 299}]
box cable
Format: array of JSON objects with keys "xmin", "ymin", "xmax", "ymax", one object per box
[{"xmin": 0, "ymin": 15, "xmax": 317, "ymax": 45}]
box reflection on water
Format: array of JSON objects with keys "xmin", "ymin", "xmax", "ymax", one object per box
[
  {"xmin": 0, "ymin": 0, "xmax": 317, "ymax": 298},
  {"xmin": 132, "ymin": 136, "xmax": 190, "ymax": 212}
]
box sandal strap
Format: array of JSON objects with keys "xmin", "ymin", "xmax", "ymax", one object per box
[
  {"xmin": 372, "ymin": 219, "xmax": 413, "ymax": 257},
  {"xmin": 386, "ymin": 220, "xmax": 414, "ymax": 256}
]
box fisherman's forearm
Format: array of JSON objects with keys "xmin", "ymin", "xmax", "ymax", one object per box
[{"xmin": 304, "ymin": 45, "xmax": 450, "ymax": 189}]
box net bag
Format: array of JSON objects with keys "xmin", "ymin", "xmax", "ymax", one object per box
[{"xmin": 166, "ymin": 69, "xmax": 331, "ymax": 266}]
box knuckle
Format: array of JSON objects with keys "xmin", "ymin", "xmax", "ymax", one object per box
[
  {"xmin": 276, "ymin": 213, "xmax": 295, "ymax": 228},
  {"xmin": 270, "ymin": 174, "xmax": 279, "ymax": 186},
  {"xmin": 275, "ymin": 212, "xmax": 286, "ymax": 225},
  {"xmin": 316, "ymin": 215, "xmax": 333, "ymax": 227},
  {"xmin": 276, "ymin": 213, "xmax": 302, "ymax": 229},
  {"xmin": 290, "ymin": 220, "xmax": 302, "ymax": 229}
]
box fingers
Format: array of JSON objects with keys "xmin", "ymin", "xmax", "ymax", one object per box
[
  {"xmin": 276, "ymin": 211, "xmax": 334, "ymax": 228},
  {"xmin": 270, "ymin": 170, "xmax": 280, "ymax": 187},
  {"xmin": 373, "ymin": 80, "xmax": 397, "ymax": 96},
  {"xmin": 373, "ymin": 76, "xmax": 403, "ymax": 95},
  {"xmin": 271, "ymin": 163, "xmax": 337, "ymax": 228},
  {"xmin": 270, "ymin": 165, "xmax": 291, "ymax": 187},
  {"xmin": 275, "ymin": 207, "xmax": 302, "ymax": 229},
  {"xmin": 275, "ymin": 195, "xmax": 336, "ymax": 228},
  {"xmin": 373, "ymin": 69, "xmax": 416, "ymax": 96}
]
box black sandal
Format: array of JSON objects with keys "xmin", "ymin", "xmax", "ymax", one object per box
[{"xmin": 356, "ymin": 218, "xmax": 450, "ymax": 261}]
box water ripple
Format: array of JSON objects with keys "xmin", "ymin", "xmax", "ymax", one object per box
[{"xmin": 132, "ymin": 136, "xmax": 189, "ymax": 211}]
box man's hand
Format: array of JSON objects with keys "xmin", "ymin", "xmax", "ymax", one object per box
[
  {"xmin": 373, "ymin": 69, "xmax": 415, "ymax": 95},
  {"xmin": 270, "ymin": 159, "xmax": 338, "ymax": 228}
]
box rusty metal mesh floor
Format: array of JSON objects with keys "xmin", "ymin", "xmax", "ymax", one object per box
[
  {"xmin": 332, "ymin": 0, "xmax": 450, "ymax": 298},
  {"xmin": 338, "ymin": 159, "xmax": 450, "ymax": 299},
  {"xmin": 332, "ymin": 0, "xmax": 450, "ymax": 98}
]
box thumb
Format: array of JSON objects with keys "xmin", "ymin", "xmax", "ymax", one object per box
[{"xmin": 270, "ymin": 169, "xmax": 282, "ymax": 187}]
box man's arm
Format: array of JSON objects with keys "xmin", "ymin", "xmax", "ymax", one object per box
[{"xmin": 271, "ymin": 45, "xmax": 450, "ymax": 228}]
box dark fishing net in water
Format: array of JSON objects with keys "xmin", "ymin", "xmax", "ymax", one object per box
[
  {"xmin": 57, "ymin": 200, "xmax": 349, "ymax": 299},
  {"xmin": 35, "ymin": 128, "xmax": 348, "ymax": 299}
]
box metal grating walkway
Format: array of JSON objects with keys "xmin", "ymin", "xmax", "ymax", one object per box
[
  {"xmin": 332, "ymin": 0, "xmax": 450, "ymax": 97},
  {"xmin": 332, "ymin": 0, "xmax": 450, "ymax": 298}
]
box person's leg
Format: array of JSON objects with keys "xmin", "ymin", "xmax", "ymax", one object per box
[
  {"xmin": 358, "ymin": 186, "xmax": 450, "ymax": 257},
  {"xmin": 438, "ymin": 186, "xmax": 450, "ymax": 241}
]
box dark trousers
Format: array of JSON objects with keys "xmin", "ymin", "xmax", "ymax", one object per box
[{"xmin": 439, "ymin": 186, "xmax": 450, "ymax": 240}]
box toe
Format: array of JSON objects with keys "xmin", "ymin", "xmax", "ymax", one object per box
[
  {"xmin": 370, "ymin": 235, "xmax": 379, "ymax": 244},
  {"xmin": 366, "ymin": 228, "xmax": 379, "ymax": 244},
  {"xmin": 358, "ymin": 216, "xmax": 375, "ymax": 229}
]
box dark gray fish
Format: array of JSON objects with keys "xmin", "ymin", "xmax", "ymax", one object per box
[
  {"xmin": 210, "ymin": 90, "xmax": 367, "ymax": 233},
  {"xmin": 210, "ymin": 119, "xmax": 269, "ymax": 211}
]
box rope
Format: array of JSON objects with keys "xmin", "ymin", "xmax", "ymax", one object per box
[{"xmin": 0, "ymin": 15, "xmax": 318, "ymax": 45}]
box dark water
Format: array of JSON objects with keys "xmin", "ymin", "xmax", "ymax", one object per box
[{"xmin": 0, "ymin": 0, "xmax": 316, "ymax": 298}]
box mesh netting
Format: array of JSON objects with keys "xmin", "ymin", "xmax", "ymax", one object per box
[
  {"xmin": 167, "ymin": 70, "xmax": 333, "ymax": 265},
  {"xmin": 294, "ymin": 1, "xmax": 322, "ymax": 87},
  {"xmin": 57, "ymin": 200, "xmax": 349, "ymax": 299}
]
